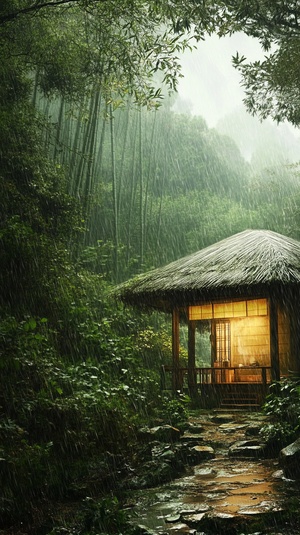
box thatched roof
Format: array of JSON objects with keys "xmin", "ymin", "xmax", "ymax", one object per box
[{"xmin": 116, "ymin": 230, "xmax": 300, "ymax": 311}]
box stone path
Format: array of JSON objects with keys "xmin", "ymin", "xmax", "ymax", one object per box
[{"xmin": 129, "ymin": 411, "xmax": 300, "ymax": 535}]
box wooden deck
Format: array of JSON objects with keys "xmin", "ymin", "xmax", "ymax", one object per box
[{"xmin": 161, "ymin": 365, "xmax": 272, "ymax": 408}]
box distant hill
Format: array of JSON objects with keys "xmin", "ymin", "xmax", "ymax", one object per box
[{"xmin": 216, "ymin": 107, "xmax": 300, "ymax": 168}]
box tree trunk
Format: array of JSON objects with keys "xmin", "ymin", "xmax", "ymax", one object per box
[{"xmin": 110, "ymin": 102, "xmax": 119, "ymax": 282}]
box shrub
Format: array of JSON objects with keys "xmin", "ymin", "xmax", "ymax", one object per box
[
  {"xmin": 260, "ymin": 379, "xmax": 300, "ymax": 448},
  {"xmin": 158, "ymin": 395, "xmax": 190, "ymax": 428}
]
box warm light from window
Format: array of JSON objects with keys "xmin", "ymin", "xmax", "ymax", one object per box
[
  {"xmin": 189, "ymin": 304, "xmax": 212, "ymax": 320},
  {"xmin": 189, "ymin": 299, "xmax": 267, "ymax": 320},
  {"xmin": 247, "ymin": 299, "xmax": 267, "ymax": 316}
]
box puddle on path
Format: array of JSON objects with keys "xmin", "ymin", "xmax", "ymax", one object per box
[
  {"xmin": 128, "ymin": 412, "xmax": 296, "ymax": 534},
  {"xmin": 181, "ymin": 458, "xmax": 281, "ymax": 515}
]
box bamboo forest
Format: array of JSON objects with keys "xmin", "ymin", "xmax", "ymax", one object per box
[{"xmin": 2, "ymin": 2, "xmax": 300, "ymax": 534}]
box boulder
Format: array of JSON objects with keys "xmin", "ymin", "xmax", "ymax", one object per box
[
  {"xmin": 181, "ymin": 512, "xmax": 206, "ymax": 527},
  {"xmin": 150, "ymin": 425, "xmax": 181, "ymax": 443},
  {"xmin": 186, "ymin": 422, "xmax": 204, "ymax": 434},
  {"xmin": 279, "ymin": 437, "xmax": 300, "ymax": 479},
  {"xmin": 137, "ymin": 425, "xmax": 181, "ymax": 443},
  {"xmin": 188, "ymin": 445, "xmax": 215, "ymax": 464},
  {"xmin": 171, "ymin": 442, "xmax": 215, "ymax": 466},
  {"xmin": 193, "ymin": 511, "xmax": 240, "ymax": 533}
]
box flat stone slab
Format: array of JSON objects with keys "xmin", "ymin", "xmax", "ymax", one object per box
[
  {"xmin": 191, "ymin": 445, "xmax": 215, "ymax": 460},
  {"xmin": 186, "ymin": 423, "xmax": 204, "ymax": 434},
  {"xmin": 179, "ymin": 505, "xmax": 210, "ymax": 515},
  {"xmin": 181, "ymin": 512, "xmax": 206, "ymax": 526},
  {"xmin": 229, "ymin": 440, "xmax": 266, "ymax": 458},
  {"xmin": 180, "ymin": 433, "xmax": 203, "ymax": 443},
  {"xmin": 239, "ymin": 503, "xmax": 285, "ymax": 515},
  {"xmin": 167, "ymin": 523, "xmax": 197, "ymax": 533},
  {"xmin": 211, "ymin": 414, "xmax": 234, "ymax": 424},
  {"xmin": 165, "ymin": 514, "xmax": 181, "ymax": 523},
  {"xmin": 219, "ymin": 423, "xmax": 247, "ymax": 432}
]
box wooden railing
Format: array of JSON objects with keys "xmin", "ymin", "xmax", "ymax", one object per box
[{"xmin": 161, "ymin": 365, "xmax": 272, "ymax": 390}]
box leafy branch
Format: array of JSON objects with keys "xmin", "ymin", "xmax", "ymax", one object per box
[{"xmin": 0, "ymin": 0, "xmax": 109, "ymax": 24}]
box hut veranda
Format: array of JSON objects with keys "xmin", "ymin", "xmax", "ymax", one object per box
[{"xmin": 117, "ymin": 230, "xmax": 300, "ymax": 408}]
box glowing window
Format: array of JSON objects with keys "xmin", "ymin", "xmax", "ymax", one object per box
[
  {"xmin": 189, "ymin": 298, "xmax": 267, "ymax": 320},
  {"xmin": 232, "ymin": 301, "xmax": 247, "ymax": 317},
  {"xmin": 247, "ymin": 299, "xmax": 268, "ymax": 316},
  {"xmin": 189, "ymin": 304, "xmax": 212, "ymax": 320}
]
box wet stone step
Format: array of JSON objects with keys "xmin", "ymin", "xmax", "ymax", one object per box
[
  {"xmin": 228, "ymin": 440, "xmax": 267, "ymax": 458},
  {"xmin": 180, "ymin": 433, "xmax": 204, "ymax": 444}
]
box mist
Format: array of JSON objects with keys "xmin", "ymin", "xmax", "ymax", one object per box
[{"xmin": 173, "ymin": 33, "xmax": 300, "ymax": 164}]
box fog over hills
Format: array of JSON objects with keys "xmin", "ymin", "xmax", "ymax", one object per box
[{"xmin": 173, "ymin": 33, "xmax": 300, "ymax": 166}]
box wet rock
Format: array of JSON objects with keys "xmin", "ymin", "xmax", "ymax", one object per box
[
  {"xmin": 228, "ymin": 440, "xmax": 266, "ymax": 458},
  {"xmin": 137, "ymin": 425, "xmax": 181, "ymax": 443},
  {"xmin": 181, "ymin": 512, "xmax": 206, "ymax": 527},
  {"xmin": 152, "ymin": 443, "xmax": 175, "ymax": 458},
  {"xmin": 239, "ymin": 503, "xmax": 285, "ymax": 516},
  {"xmin": 165, "ymin": 514, "xmax": 181, "ymax": 523},
  {"xmin": 130, "ymin": 412, "xmax": 295, "ymax": 534},
  {"xmin": 129, "ymin": 460, "xmax": 180, "ymax": 489},
  {"xmin": 152, "ymin": 425, "xmax": 182, "ymax": 442},
  {"xmin": 191, "ymin": 445, "xmax": 214, "ymax": 459},
  {"xmin": 196, "ymin": 511, "xmax": 240, "ymax": 532},
  {"xmin": 279, "ymin": 437, "xmax": 300, "ymax": 479},
  {"xmin": 219, "ymin": 423, "xmax": 248, "ymax": 435},
  {"xmin": 194, "ymin": 466, "xmax": 216, "ymax": 477},
  {"xmin": 272, "ymin": 469, "xmax": 284, "ymax": 480},
  {"xmin": 179, "ymin": 444, "xmax": 215, "ymax": 465},
  {"xmin": 211, "ymin": 414, "xmax": 234, "ymax": 424},
  {"xmin": 153, "ymin": 444, "xmax": 185, "ymax": 471},
  {"xmin": 186, "ymin": 422, "xmax": 204, "ymax": 434},
  {"xmin": 180, "ymin": 505, "xmax": 210, "ymax": 516},
  {"xmin": 245, "ymin": 424, "xmax": 261, "ymax": 437},
  {"xmin": 131, "ymin": 524, "xmax": 160, "ymax": 535},
  {"xmin": 167, "ymin": 522, "xmax": 197, "ymax": 533},
  {"xmin": 180, "ymin": 433, "xmax": 204, "ymax": 445}
]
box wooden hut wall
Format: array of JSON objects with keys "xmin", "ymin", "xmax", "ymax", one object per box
[{"xmin": 278, "ymin": 304, "xmax": 292, "ymax": 375}]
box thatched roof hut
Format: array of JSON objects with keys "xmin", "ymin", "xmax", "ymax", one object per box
[
  {"xmin": 117, "ymin": 229, "xmax": 300, "ymax": 311},
  {"xmin": 117, "ymin": 229, "xmax": 300, "ymax": 405}
]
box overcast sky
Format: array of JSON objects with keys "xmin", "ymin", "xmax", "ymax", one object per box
[
  {"xmin": 174, "ymin": 33, "xmax": 265, "ymax": 127},
  {"xmin": 172, "ymin": 33, "xmax": 300, "ymax": 164}
]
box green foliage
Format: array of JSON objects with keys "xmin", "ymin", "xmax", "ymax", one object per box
[
  {"xmin": 158, "ymin": 395, "xmax": 190, "ymax": 428},
  {"xmin": 259, "ymin": 421, "xmax": 296, "ymax": 449},
  {"xmin": 47, "ymin": 495, "xmax": 135, "ymax": 535},
  {"xmin": 225, "ymin": 3, "xmax": 300, "ymax": 125},
  {"xmin": 260, "ymin": 379, "xmax": 300, "ymax": 447},
  {"xmin": 78, "ymin": 496, "xmax": 130, "ymax": 534},
  {"xmin": 1, "ymin": 0, "xmax": 193, "ymax": 106},
  {"xmin": 0, "ymin": 309, "xmax": 166, "ymax": 522}
]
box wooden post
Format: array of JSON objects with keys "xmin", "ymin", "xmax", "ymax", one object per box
[
  {"xmin": 172, "ymin": 308, "xmax": 181, "ymax": 394},
  {"xmin": 188, "ymin": 321, "xmax": 197, "ymax": 399},
  {"xmin": 269, "ymin": 297, "xmax": 280, "ymax": 382},
  {"xmin": 289, "ymin": 295, "xmax": 300, "ymax": 374}
]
